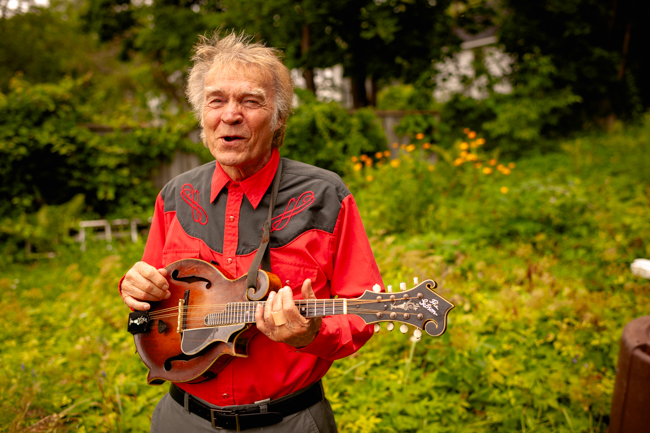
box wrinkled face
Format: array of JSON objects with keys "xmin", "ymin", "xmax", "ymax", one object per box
[{"xmin": 202, "ymin": 64, "xmax": 279, "ymax": 180}]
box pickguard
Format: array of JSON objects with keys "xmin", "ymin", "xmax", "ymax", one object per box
[{"xmin": 180, "ymin": 324, "xmax": 246, "ymax": 355}]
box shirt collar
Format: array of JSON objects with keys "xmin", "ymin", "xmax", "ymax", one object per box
[{"xmin": 210, "ymin": 148, "xmax": 280, "ymax": 209}]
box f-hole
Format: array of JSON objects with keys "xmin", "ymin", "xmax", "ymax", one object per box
[{"xmin": 171, "ymin": 269, "xmax": 212, "ymax": 289}]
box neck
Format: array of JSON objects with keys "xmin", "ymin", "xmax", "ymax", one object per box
[
  {"xmin": 220, "ymin": 150, "xmax": 273, "ymax": 182},
  {"xmin": 204, "ymin": 299, "xmax": 347, "ymax": 326}
]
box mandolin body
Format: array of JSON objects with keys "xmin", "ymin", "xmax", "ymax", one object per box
[{"xmin": 132, "ymin": 259, "xmax": 281, "ymax": 384}]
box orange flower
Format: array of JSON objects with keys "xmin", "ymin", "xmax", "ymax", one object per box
[
  {"xmin": 365, "ymin": 159, "xmax": 373, "ymax": 167},
  {"xmin": 383, "ymin": 150, "xmax": 391, "ymax": 157},
  {"xmin": 415, "ymin": 133, "xmax": 425, "ymax": 140},
  {"xmin": 366, "ymin": 175, "xmax": 374, "ymax": 182},
  {"xmin": 354, "ymin": 162, "xmax": 362, "ymax": 171},
  {"xmin": 466, "ymin": 153, "xmax": 478, "ymax": 161},
  {"xmin": 468, "ymin": 131, "xmax": 477, "ymax": 139},
  {"xmin": 351, "ymin": 156, "xmax": 358, "ymax": 162},
  {"xmin": 423, "ymin": 143, "xmax": 431, "ymax": 149},
  {"xmin": 476, "ymin": 138, "xmax": 486, "ymax": 145},
  {"xmin": 375, "ymin": 151, "xmax": 383, "ymax": 159},
  {"xmin": 360, "ymin": 154, "xmax": 367, "ymax": 161},
  {"xmin": 390, "ymin": 159, "xmax": 401, "ymax": 168},
  {"xmin": 392, "ymin": 142, "xmax": 399, "ymax": 149},
  {"xmin": 406, "ymin": 144, "xmax": 416, "ymax": 152},
  {"xmin": 501, "ymin": 168, "xmax": 511, "ymax": 175},
  {"xmin": 460, "ymin": 150, "xmax": 468, "ymax": 158},
  {"xmin": 500, "ymin": 186, "xmax": 509, "ymax": 194},
  {"xmin": 428, "ymin": 165, "xmax": 435, "ymax": 171},
  {"xmin": 463, "ymin": 128, "xmax": 470, "ymax": 134},
  {"xmin": 508, "ymin": 162, "xmax": 516, "ymax": 169},
  {"xmin": 483, "ymin": 167, "xmax": 493, "ymax": 175},
  {"xmin": 489, "ymin": 159, "xmax": 497, "ymax": 166},
  {"xmin": 474, "ymin": 162, "xmax": 482, "ymax": 169},
  {"xmin": 460, "ymin": 142, "xmax": 469, "ymax": 150},
  {"xmin": 454, "ymin": 158, "xmax": 464, "ymax": 166},
  {"xmin": 497, "ymin": 164, "xmax": 505, "ymax": 171}
]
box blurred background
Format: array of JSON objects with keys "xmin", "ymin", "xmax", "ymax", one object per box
[{"xmin": 1, "ymin": 0, "xmax": 650, "ymax": 432}]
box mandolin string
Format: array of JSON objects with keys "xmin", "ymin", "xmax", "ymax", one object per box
[
  {"xmin": 147, "ymin": 299, "xmax": 422, "ymax": 319},
  {"xmin": 149, "ymin": 308, "xmax": 418, "ymax": 324},
  {"xmin": 148, "ymin": 298, "xmax": 406, "ymax": 315}
]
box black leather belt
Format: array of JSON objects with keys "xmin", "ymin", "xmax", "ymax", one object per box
[{"xmin": 169, "ymin": 381, "xmax": 324, "ymax": 431}]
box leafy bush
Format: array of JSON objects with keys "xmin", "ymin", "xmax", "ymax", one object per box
[
  {"xmin": 0, "ymin": 74, "xmax": 209, "ymax": 219},
  {"xmin": 281, "ymin": 89, "xmax": 387, "ymax": 174}
]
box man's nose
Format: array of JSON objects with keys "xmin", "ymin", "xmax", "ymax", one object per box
[{"xmin": 222, "ymin": 102, "xmax": 243, "ymax": 124}]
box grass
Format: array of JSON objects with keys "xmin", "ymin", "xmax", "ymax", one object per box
[{"xmin": 3, "ymin": 118, "xmax": 650, "ymax": 432}]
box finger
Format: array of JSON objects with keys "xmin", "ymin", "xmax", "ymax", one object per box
[
  {"xmin": 264, "ymin": 291, "xmax": 277, "ymax": 323},
  {"xmin": 122, "ymin": 294, "xmax": 151, "ymax": 311},
  {"xmin": 300, "ymin": 279, "xmax": 315, "ymax": 300},
  {"xmin": 271, "ymin": 287, "xmax": 287, "ymax": 316},
  {"xmin": 271, "ymin": 309, "xmax": 288, "ymax": 326},
  {"xmin": 124, "ymin": 271, "xmax": 170, "ymax": 301},
  {"xmin": 135, "ymin": 262, "xmax": 169, "ymax": 291},
  {"xmin": 255, "ymin": 304, "xmax": 268, "ymax": 333}
]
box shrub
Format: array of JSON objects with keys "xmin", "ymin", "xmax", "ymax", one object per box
[{"xmin": 281, "ymin": 89, "xmax": 387, "ymax": 175}]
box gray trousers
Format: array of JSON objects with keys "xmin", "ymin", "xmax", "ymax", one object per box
[{"xmin": 150, "ymin": 391, "xmax": 338, "ymax": 433}]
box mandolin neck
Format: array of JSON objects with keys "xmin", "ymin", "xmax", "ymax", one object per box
[{"xmin": 204, "ymin": 299, "xmax": 349, "ymax": 326}]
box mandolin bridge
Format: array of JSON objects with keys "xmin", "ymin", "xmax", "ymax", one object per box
[{"xmin": 127, "ymin": 311, "xmax": 151, "ymax": 334}]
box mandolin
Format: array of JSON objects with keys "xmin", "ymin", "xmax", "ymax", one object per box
[{"xmin": 128, "ymin": 258, "xmax": 454, "ymax": 385}]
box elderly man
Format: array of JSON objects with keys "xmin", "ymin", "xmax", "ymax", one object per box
[{"xmin": 119, "ymin": 31, "xmax": 383, "ymax": 432}]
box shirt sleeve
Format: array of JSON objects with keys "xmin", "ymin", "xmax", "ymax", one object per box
[
  {"xmin": 117, "ymin": 192, "xmax": 167, "ymax": 294},
  {"xmin": 297, "ymin": 194, "xmax": 382, "ymax": 360},
  {"xmin": 141, "ymin": 192, "xmax": 168, "ymax": 269}
]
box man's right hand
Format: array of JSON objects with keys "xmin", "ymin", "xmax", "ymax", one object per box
[{"xmin": 121, "ymin": 261, "xmax": 170, "ymax": 310}]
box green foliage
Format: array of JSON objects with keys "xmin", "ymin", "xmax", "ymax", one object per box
[
  {"xmin": 376, "ymin": 84, "xmax": 436, "ymax": 111},
  {"xmin": 0, "ymin": 75, "xmax": 202, "ymax": 220},
  {"xmin": 439, "ymin": 51, "xmax": 582, "ymax": 156},
  {"xmin": 497, "ymin": 0, "xmax": 649, "ymax": 123},
  {"xmin": 0, "ymin": 242, "xmax": 167, "ymax": 432},
  {"xmin": 221, "ymin": 0, "xmax": 459, "ymax": 107},
  {"xmin": 0, "ymin": 6, "xmax": 95, "ymax": 92},
  {"xmin": 0, "ymin": 194, "xmax": 85, "ymax": 262},
  {"xmin": 281, "ymin": 89, "xmax": 387, "ymax": 174},
  {"xmin": 2, "ymin": 120, "xmax": 650, "ymax": 432}
]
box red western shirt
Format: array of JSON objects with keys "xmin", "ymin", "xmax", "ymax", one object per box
[{"xmin": 130, "ymin": 148, "xmax": 382, "ymax": 405}]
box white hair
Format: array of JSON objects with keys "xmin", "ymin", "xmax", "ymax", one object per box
[{"xmin": 186, "ymin": 30, "xmax": 294, "ymax": 148}]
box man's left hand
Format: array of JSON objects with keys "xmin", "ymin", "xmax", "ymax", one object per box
[{"xmin": 255, "ymin": 279, "xmax": 321, "ymax": 348}]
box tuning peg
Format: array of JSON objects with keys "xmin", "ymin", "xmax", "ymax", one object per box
[
  {"xmin": 400, "ymin": 324, "xmax": 408, "ymax": 334},
  {"xmin": 372, "ymin": 284, "xmax": 381, "ymax": 293},
  {"xmin": 400, "ymin": 282, "xmax": 407, "ymax": 292},
  {"xmin": 387, "ymin": 284, "xmax": 393, "ymax": 293},
  {"xmin": 374, "ymin": 324, "xmax": 381, "ymax": 333},
  {"xmin": 413, "ymin": 329, "xmax": 422, "ymax": 339},
  {"xmin": 413, "ymin": 277, "xmax": 419, "ymax": 285},
  {"xmin": 386, "ymin": 322, "xmax": 394, "ymax": 332}
]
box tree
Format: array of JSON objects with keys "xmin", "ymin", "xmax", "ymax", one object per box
[
  {"xmin": 497, "ymin": 0, "xmax": 649, "ymax": 123},
  {"xmin": 221, "ymin": 0, "xmax": 460, "ymax": 108}
]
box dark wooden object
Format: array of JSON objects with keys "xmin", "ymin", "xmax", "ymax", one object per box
[{"xmin": 609, "ymin": 316, "xmax": 650, "ymax": 433}]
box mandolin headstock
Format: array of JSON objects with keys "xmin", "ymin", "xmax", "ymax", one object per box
[{"xmin": 355, "ymin": 279, "xmax": 454, "ymax": 339}]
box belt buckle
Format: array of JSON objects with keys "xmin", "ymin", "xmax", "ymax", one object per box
[{"xmin": 210, "ymin": 409, "xmax": 241, "ymax": 431}]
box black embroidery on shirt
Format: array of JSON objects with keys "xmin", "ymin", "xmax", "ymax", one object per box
[{"xmin": 161, "ymin": 159, "xmax": 351, "ymax": 255}]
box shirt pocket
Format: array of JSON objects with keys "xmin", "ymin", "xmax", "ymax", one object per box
[
  {"xmin": 162, "ymin": 248, "xmax": 200, "ymax": 267},
  {"xmin": 272, "ymin": 259, "xmax": 319, "ymax": 294}
]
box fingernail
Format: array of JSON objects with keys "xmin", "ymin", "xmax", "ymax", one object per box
[
  {"xmin": 163, "ymin": 284, "xmax": 169, "ymax": 291},
  {"xmin": 165, "ymin": 292, "xmax": 171, "ymax": 299}
]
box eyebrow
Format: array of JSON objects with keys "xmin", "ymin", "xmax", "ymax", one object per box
[{"xmin": 204, "ymin": 86, "xmax": 268, "ymax": 101}]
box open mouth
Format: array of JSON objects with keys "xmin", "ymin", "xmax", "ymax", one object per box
[{"xmin": 223, "ymin": 136, "xmax": 245, "ymax": 142}]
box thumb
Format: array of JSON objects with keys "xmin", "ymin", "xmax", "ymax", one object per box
[{"xmin": 301, "ymin": 279, "xmax": 315, "ymax": 300}]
